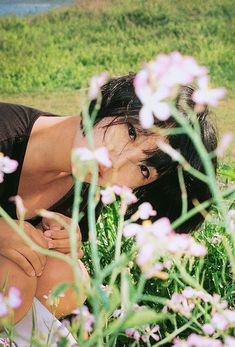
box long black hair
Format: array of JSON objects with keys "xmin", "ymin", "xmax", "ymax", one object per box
[{"xmin": 88, "ymin": 73, "xmax": 218, "ymax": 233}]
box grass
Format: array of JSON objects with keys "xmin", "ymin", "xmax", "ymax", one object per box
[{"xmin": 0, "ymin": 0, "xmax": 234, "ymax": 95}]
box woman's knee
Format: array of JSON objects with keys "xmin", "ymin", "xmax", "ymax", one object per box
[
  {"xmin": 0, "ymin": 255, "xmax": 37, "ymax": 324},
  {"xmin": 36, "ymin": 256, "xmax": 90, "ymax": 318}
]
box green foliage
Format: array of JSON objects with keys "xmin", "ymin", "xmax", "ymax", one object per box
[{"xmin": 0, "ymin": 0, "xmax": 234, "ymax": 94}]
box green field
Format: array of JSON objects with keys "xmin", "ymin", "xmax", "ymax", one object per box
[
  {"xmin": 0, "ymin": 0, "xmax": 234, "ymax": 160},
  {"xmin": 0, "ymin": 0, "xmax": 234, "ymax": 93}
]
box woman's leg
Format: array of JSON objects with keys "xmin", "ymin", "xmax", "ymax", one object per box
[
  {"xmin": 0, "ymin": 253, "xmax": 89, "ymax": 322},
  {"xmin": 0, "ymin": 254, "xmax": 37, "ymax": 324},
  {"xmin": 36, "ymin": 255, "xmax": 89, "ymax": 318}
]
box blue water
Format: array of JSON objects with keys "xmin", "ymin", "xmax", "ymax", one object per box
[{"xmin": 0, "ymin": 0, "xmax": 74, "ymax": 16}]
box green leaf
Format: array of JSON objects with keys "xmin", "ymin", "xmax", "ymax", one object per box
[
  {"xmin": 218, "ymin": 165, "xmax": 235, "ymax": 181},
  {"xmin": 123, "ymin": 310, "xmax": 167, "ymax": 329}
]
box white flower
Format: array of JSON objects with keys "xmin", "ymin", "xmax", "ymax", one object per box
[
  {"xmin": 88, "ymin": 71, "xmax": 109, "ymax": 100},
  {"xmin": 100, "ymin": 185, "xmax": 137, "ymax": 205},
  {"xmin": 192, "ymin": 75, "xmax": 226, "ymax": 111},
  {"xmin": 0, "ymin": 153, "xmax": 18, "ymax": 183},
  {"xmin": 75, "ymin": 146, "xmax": 112, "ymax": 168}
]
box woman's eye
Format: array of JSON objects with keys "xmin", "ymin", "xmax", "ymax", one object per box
[
  {"xmin": 128, "ymin": 123, "xmax": 137, "ymax": 141},
  {"xmin": 140, "ymin": 164, "xmax": 150, "ymax": 179}
]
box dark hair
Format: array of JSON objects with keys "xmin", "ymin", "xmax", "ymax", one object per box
[{"xmin": 89, "ymin": 73, "xmax": 218, "ymax": 233}]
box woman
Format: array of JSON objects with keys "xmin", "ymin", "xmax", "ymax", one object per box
[{"xmin": 0, "ymin": 74, "xmax": 217, "ymax": 325}]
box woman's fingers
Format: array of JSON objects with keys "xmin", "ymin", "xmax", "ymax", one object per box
[
  {"xmin": 61, "ymin": 249, "xmax": 84, "ymax": 258},
  {"xmin": 44, "ymin": 229, "xmax": 69, "ymax": 239},
  {"xmin": 17, "ymin": 247, "xmax": 44, "ymax": 276},
  {"xmin": 5, "ymin": 249, "xmax": 37, "ymax": 277},
  {"xmin": 44, "ymin": 228, "xmax": 82, "ymax": 241},
  {"xmin": 47, "ymin": 238, "xmax": 70, "ymax": 249}
]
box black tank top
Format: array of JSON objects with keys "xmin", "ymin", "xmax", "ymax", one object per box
[{"xmin": 0, "ymin": 102, "xmax": 102, "ymax": 241}]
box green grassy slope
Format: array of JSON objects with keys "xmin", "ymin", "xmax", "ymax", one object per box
[{"xmin": 0, "ymin": 0, "xmax": 234, "ymax": 94}]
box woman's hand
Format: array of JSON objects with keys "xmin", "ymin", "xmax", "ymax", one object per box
[
  {"xmin": 0, "ymin": 219, "xmax": 48, "ymax": 277},
  {"xmin": 40, "ymin": 212, "xmax": 83, "ymax": 258}
]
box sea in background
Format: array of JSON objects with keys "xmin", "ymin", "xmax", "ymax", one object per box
[{"xmin": 0, "ymin": 0, "xmax": 74, "ymax": 16}]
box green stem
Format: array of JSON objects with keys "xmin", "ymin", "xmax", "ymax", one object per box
[{"xmin": 109, "ymin": 204, "xmax": 126, "ymax": 287}]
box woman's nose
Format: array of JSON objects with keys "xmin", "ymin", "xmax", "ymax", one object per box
[{"xmin": 111, "ymin": 147, "xmax": 142, "ymax": 170}]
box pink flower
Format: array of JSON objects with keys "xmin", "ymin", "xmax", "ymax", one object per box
[
  {"xmin": 100, "ymin": 186, "xmax": 117, "ymax": 204},
  {"xmin": 165, "ymin": 292, "xmax": 195, "ymax": 318},
  {"xmin": 125, "ymin": 328, "xmax": 141, "ymax": 341},
  {"xmin": 216, "ymin": 132, "xmax": 233, "ymax": 158},
  {"xmin": 123, "ymin": 223, "xmax": 142, "ymax": 238},
  {"xmin": 132, "ymin": 202, "xmax": 157, "ymax": 220},
  {"xmin": 227, "ymin": 210, "xmax": 235, "ymax": 233},
  {"xmin": 192, "ymin": 76, "xmax": 226, "ymax": 111},
  {"xmin": 0, "ymin": 287, "xmax": 22, "ymax": 318},
  {"xmin": 75, "ymin": 146, "xmax": 112, "ymax": 168},
  {"xmin": 142, "ymin": 324, "xmax": 160, "ymax": 343},
  {"xmin": 202, "ymin": 323, "xmax": 215, "ymax": 335},
  {"xmin": 134, "ymin": 52, "xmax": 208, "ymax": 128},
  {"xmin": 135, "ymin": 77, "xmax": 171, "ymax": 128},
  {"xmin": 100, "ymin": 185, "xmax": 137, "ymax": 205},
  {"xmin": 72, "ymin": 305, "xmax": 94, "ymax": 333},
  {"xmin": 0, "ymin": 338, "xmax": 16, "ymax": 347},
  {"xmin": 6, "ymin": 287, "xmax": 22, "ymax": 309},
  {"xmin": 120, "ymin": 186, "xmax": 138, "ymax": 204},
  {"xmin": 0, "ymin": 293, "xmax": 8, "ymax": 317},
  {"xmin": 173, "ymin": 334, "xmax": 223, "ymax": 347},
  {"xmin": 182, "ymin": 287, "xmax": 196, "ymax": 299},
  {"xmin": 224, "ymin": 336, "xmax": 235, "ymax": 347},
  {"xmin": 0, "ymin": 154, "xmax": 18, "ymax": 183},
  {"xmin": 88, "ymin": 71, "xmax": 109, "ymax": 100}
]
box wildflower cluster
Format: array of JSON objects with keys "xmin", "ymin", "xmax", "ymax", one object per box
[
  {"xmin": 173, "ymin": 334, "xmax": 235, "ymax": 347},
  {"xmin": 134, "ymin": 52, "xmax": 225, "ymax": 128},
  {"xmin": 100, "ymin": 185, "xmax": 137, "ymax": 205},
  {"xmin": 123, "ymin": 217, "xmax": 207, "ymax": 278},
  {"xmin": 113, "ymin": 304, "xmax": 161, "ymax": 344},
  {"xmin": 126, "ymin": 324, "xmax": 160, "ymax": 343},
  {"xmin": 72, "ymin": 305, "xmax": 95, "ymax": 333}
]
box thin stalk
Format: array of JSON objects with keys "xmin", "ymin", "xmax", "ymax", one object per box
[
  {"xmin": 178, "ymin": 166, "xmax": 188, "ymax": 216},
  {"xmin": 109, "ymin": 203, "xmax": 126, "ymax": 287}
]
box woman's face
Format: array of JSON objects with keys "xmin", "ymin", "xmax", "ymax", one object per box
[{"xmin": 79, "ymin": 117, "xmax": 159, "ymax": 189}]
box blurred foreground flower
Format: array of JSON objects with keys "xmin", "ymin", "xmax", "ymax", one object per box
[
  {"xmin": 134, "ymin": 52, "xmax": 225, "ymax": 128},
  {"xmin": 124, "ymin": 218, "xmax": 207, "ymax": 277},
  {"xmin": 89, "ymin": 71, "xmax": 109, "ymax": 100},
  {"xmin": 172, "ymin": 334, "xmax": 222, "ymax": 347},
  {"xmin": 0, "ymin": 338, "xmax": 16, "ymax": 347},
  {"xmin": 192, "ymin": 76, "xmax": 226, "ymax": 112},
  {"xmin": 72, "ymin": 146, "xmax": 112, "ymax": 180},
  {"xmin": 172, "ymin": 333, "xmax": 235, "ymax": 347},
  {"xmin": 0, "ymin": 153, "xmax": 18, "ymax": 183},
  {"xmin": 75, "ymin": 147, "xmax": 112, "ymax": 168},
  {"xmin": 216, "ymin": 132, "xmax": 233, "ymax": 158},
  {"xmin": 0, "ymin": 287, "xmax": 22, "ymax": 318},
  {"xmin": 72, "ymin": 305, "xmax": 94, "ymax": 333},
  {"xmin": 131, "ymin": 202, "xmax": 157, "ymax": 221},
  {"xmin": 100, "ymin": 185, "xmax": 137, "ymax": 205}
]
